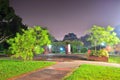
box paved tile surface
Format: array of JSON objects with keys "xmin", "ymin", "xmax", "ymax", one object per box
[{"xmin": 15, "ymin": 69, "xmax": 69, "ymax": 80}]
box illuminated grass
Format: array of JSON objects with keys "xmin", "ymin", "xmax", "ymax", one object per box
[
  {"xmin": 64, "ymin": 64, "xmax": 120, "ymax": 80},
  {"xmin": 0, "ymin": 59, "xmax": 55, "ymax": 80},
  {"xmin": 109, "ymin": 56, "xmax": 120, "ymax": 64}
]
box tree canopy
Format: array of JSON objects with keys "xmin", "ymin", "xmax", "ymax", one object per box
[
  {"xmin": 63, "ymin": 33, "xmax": 78, "ymax": 41},
  {"xmin": 7, "ymin": 26, "xmax": 51, "ymax": 60},
  {"xmin": 0, "ymin": 0, "xmax": 27, "ymax": 44},
  {"xmin": 87, "ymin": 25, "xmax": 120, "ymax": 49}
]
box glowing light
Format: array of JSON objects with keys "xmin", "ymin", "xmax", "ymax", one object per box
[
  {"xmin": 60, "ymin": 47, "xmax": 64, "ymax": 51},
  {"xmin": 101, "ymin": 42, "xmax": 106, "ymax": 46},
  {"xmin": 48, "ymin": 45, "xmax": 52, "ymax": 49}
]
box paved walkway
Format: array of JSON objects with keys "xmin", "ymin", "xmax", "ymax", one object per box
[{"xmin": 9, "ymin": 60, "xmax": 120, "ymax": 80}]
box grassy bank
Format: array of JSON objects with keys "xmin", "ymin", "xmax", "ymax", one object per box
[
  {"xmin": 64, "ymin": 64, "xmax": 120, "ymax": 80},
  {"xmin": 0, "ymin": 59, "xmax": 55, "ymax": 80}
]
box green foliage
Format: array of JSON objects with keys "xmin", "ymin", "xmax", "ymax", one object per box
[
  {"xmin": 90, "ymin": 50, "xmax": 98, "ymax": 56},
  {"xmin": 109, "ymin": 56, "xmax": 120, "ymax": 63},
  {"xmin": 7, "ymin": 26, "xmax": 51, "ymax": 60},
  {"xmin": 98, "ymin": 49, "xmax": 109, "ymax": 57},
  {"xmin": 0, "ymin": 44, "xmax": 4, "ymax": 51},
  {"xmin": 52, "ymin": 41, "xmax": 66, "ymax": 46},
  {"xmin": 71, "ymin": 45, "xmax": 77, "ymax": 53},
  {"xmin": 64, "ymin": 64, "xmax": 120, "ymax": 80},
  {"xmin": 0, "ymin": 59, "xmax": 55, "ymax": 80},
  {"xmin": 52, "ymin": 40, "xmax": 83, "ymax": 53},
  {"xmin": 51, "ymin": 41, "xmax": 66, "ymax": 53},
  {"xmin": 71, "ymin": 40, "xmax": 83, "ymax": 46},
  {"xmin": 69, "ymin": 40, "xmax": 83, "ymax": 53},
  {"xmin": 87, "ymin": 25, "xmax": 120, "ymax": 53},
  {"xmin": 80, "ymin": 47, "xmax": 88, "ymax": 53},
  {"xmin": 90, "ymin": 49, "xmax": 109, "ymax": 57},
  {"xmin": 88, "ymin": 25, "xmax": 120, "ymax": 46}
]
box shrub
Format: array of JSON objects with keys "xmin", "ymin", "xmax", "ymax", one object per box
[
  {"xmin": 80, "ymin": 47, "xmax": 88, "ymax": 53},
  {"xmin": 90, "ymin": 50, "xmax": 97, "ymax": 56},
  {"xmin": 98, "ymin": 49, "xmax": 109, "ymax": 57},
  {"xmin": 71, "ymin": 45, "xmax": 77, "ymax": 53},
  {"xmin": 89, "ymin": 49, "xmax": 109, "ymax": 57}
]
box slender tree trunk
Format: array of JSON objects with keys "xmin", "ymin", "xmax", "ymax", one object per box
[
  {"xmin": 43, "ymin": 46, "xmax": 49, "ymax": 54},
  {"xmin": 95, "ymin": 40, "xmax": 97, "ymax": 53}
]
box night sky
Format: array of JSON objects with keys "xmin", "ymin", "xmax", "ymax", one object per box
[{"xmin": 10, "ymin": 0, "xmax": 120, "ymax": 40}]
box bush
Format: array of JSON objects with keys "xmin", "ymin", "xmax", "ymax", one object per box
[
  {"xmin": 71, "ymin": 45, "xmax": 77, "ymax": 53},
  {"xmin": 89, "ymin": 49, "xmax": 109, "ymax": 57},
  {"xmin": 98, "ymin": 49, "xmax": 109, "ymax": 57},
  {"xmin": 90, "ymin": 50, "xmax": 97, "ymax": 56},
  {"xmin": 80, "ymin": 47, "xmax": 88, "ymax": 53},
  {"xmin": 0, "ymin": 44, "xmax": 4, "ymax": 51}
]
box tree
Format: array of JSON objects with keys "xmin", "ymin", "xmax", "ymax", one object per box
[
  {"xmin": 87, "ymin": 25, "xmax": 120, "ymax": 53},
  {"xmin": 114, "ymin": 26, "xmax": 120, "ymax": 38},
  {"xmin": 0, "ymin": 0, "xmax": 27, "ymax": 44},
  {"xmin": 79, "ymin": 34, "xmax": 91, "ymax": 47},
  {"xmin": 70, "ymin": 40, "xmax": 84, "ymax": 53},
  {"xmin": 48, "ymin": 34, "xmax": 58, "ymax": 42},
  {"xmin": 51, "ymin": 41, "xmax": 67, "ymax": 53},
  {"xmin": 63, "ymin": 33, "xmax": 78, "ymax": 41},
  {"xmin": 7, "ymin": 26, "xmax": 51, "ymax": 60}
]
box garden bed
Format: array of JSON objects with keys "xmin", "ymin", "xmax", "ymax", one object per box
[{"xmin": 88, "ymin": 56, "xmax": 108, "ymax": 62}]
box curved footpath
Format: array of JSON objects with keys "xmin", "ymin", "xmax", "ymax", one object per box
[{"xmin": 9, "ymin": 60, "xmax": 120, "ymax": 80}]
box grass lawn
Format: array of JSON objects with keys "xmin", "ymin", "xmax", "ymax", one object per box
[
  {"xmin": 0, "ymin": 59, "xmax": 55, "ymax": 80},
  {"xmin": 109, "ymin": 55, "xmax": 120, "ymax": 63},
  {"xmin": 64, "ymin": 64, "xmax": 120, "ymax": 80}
]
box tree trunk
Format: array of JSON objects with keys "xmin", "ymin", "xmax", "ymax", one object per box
[
  {"xmin": 43, "ymin": 46, "xmax": 49, "ymax": 54},
  {"xmin": 94, "ymin": 40, "xmax": 97, "ymax": 53}
]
